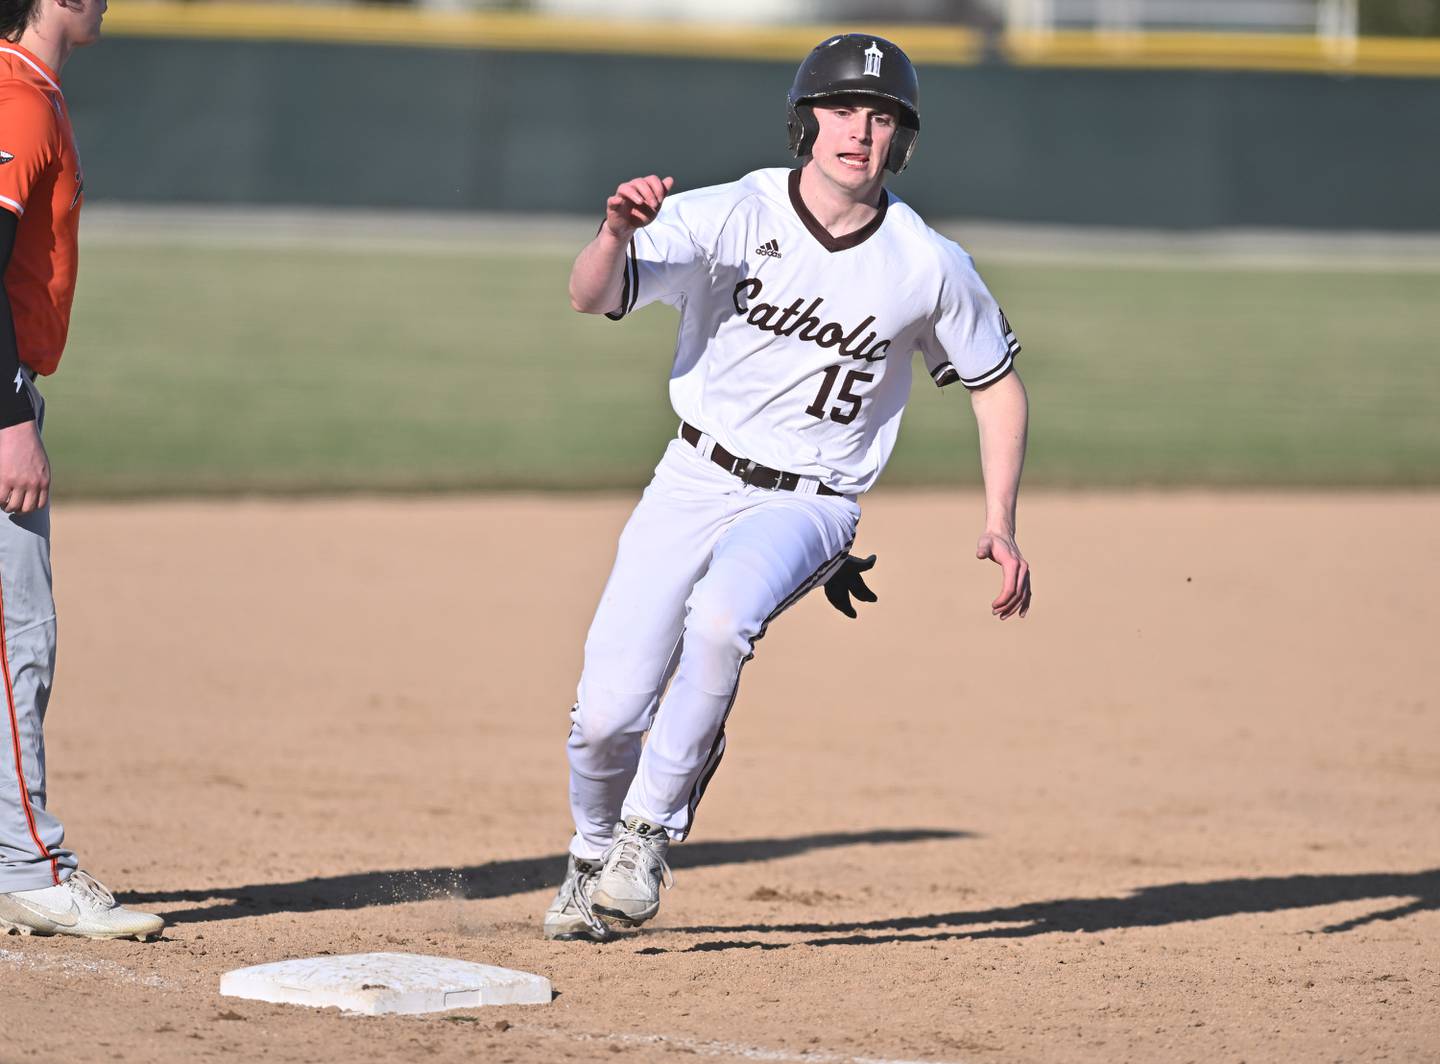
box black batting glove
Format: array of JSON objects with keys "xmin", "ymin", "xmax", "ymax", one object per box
[{"xmin": 824, "ymin": 553, "xmax": 878, "ymax": 619}]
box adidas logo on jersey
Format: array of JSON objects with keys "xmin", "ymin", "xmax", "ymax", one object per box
[{"xmin": 754, "ymin": 239, "xmax": 782, "ymax": 258}]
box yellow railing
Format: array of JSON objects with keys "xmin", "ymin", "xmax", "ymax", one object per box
[
  {"xmin": 100, "ymin": 4, "xmax": 982, "ymax": 62},
  {"xmin": 102, "ymin": 3, "xmax": 1440, "ymax": 77},
  {"xmin": 1004, "ymin": 29, "xmax": 1440, "ymax": 77}
]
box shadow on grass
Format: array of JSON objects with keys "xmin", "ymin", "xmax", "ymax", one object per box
[
  {"xmin": 638, "ymin": 868, "xmax": 1440, "ymax": 953},
  {"xmin": 119, "ymin": 828, "xmax": 970, "ymax": 926}
]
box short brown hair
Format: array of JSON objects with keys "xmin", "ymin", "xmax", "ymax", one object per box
[{"xmin": 0, "ymin": 0, "xmax": 41, "ymax": 43}]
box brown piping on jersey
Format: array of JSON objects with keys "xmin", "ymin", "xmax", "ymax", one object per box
[
  {"xmin": 732, "ymin": 277, "xmax": 892, "ymax": 363},
  {"xmin": 605, "ymin": 236, "xmax": 639, "ymax": 321},
  {"xmin": 787, "ymin": 168, "xmax": 889, "ymax": 253}
]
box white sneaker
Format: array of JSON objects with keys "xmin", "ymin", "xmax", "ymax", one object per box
[
  {"xmin": 591, "ymin": 816, "xmax": 673, "ymax": 927},
  {"xmin": 0, "ymin": 870, "xmax": 165, "ymax": 941},
  {"xmin": 542, "ymin": 855, "xmax": 612, "ymax": 942}
]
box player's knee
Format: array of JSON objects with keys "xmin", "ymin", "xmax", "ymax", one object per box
[
  {"xmin": 569, "ymin": 712, "xmax": 642, "ymax": 755},
  {"xmin": 569, "ymin": 689, "xmax": 652, "ymax": 752}
]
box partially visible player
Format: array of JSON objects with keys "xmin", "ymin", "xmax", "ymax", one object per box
[
  {"xmin": 543, "ymin": 34, "xmax": 1031, "ymax": 941},
  {"xmin": 0, "ymin": 0, "xmax": 164, "ymax": 940}
]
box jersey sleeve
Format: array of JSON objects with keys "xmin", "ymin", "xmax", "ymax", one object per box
[
  {"xmin": 0, "ymin": 83, "xmax": 58, "ymax": 219},
  {"xmin": 916, "ymin": 243, "xmax": 1021, "ymax": 390},
  {"xmin": 605, "ymin": 192, "xmax": 714, "ymax": 321}
]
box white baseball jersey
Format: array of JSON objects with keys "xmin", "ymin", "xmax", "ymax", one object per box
[{"xmin": 608, "ymin": 167, "xmax": 1020, "ymax": 495}]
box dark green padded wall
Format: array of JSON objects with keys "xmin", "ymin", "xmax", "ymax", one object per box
[{"xmin": 63, "ymin": 38, "xmax": 1440, "ymax": 229}]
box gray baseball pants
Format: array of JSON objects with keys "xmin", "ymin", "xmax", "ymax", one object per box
[{"xmin": 0, "ymin": 376, "xmax": 75, "ymax": 892}]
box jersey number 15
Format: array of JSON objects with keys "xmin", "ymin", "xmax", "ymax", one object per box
[{"xmin": 805, "ymin": 365, "xmax": 874, "ymax": 426}]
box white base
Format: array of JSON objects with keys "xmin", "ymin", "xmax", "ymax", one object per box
[{"xmin": 219, "ymin": 952, "xmax": 552, "ymax": 1015}]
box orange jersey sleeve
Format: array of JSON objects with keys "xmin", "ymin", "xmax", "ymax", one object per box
[{"xmin": 0, "ymin": 81, "xmax": 59, "ymax": 219}]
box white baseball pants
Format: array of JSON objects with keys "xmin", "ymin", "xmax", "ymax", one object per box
[{"xmin": 566, "ymin": 435, "xmax": 859, "ymax": 860}]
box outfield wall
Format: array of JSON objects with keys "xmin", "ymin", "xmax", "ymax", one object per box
[{"xmin": 65, "ymin": 36, "xmax": 1440, "ymax": 230}]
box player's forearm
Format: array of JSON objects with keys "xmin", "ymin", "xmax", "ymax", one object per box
[
  {"xmin": 569, "ymin": 227, "xmax": 631, "ymax": 314},
  {"xmin": 970, "ymin": 370, "xmax": 1028, "ymax": 536}
]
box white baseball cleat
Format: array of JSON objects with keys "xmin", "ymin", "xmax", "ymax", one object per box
[
  {"xmin": 0, "ymin": 870, "xmax": 165, "ymax": 942},
  {"xmin": 543, "ymin": 855, "xmax": 613, "ymax": 942},
  {"xmin": 590, "ymin": 816, "xmax": 673, "ymax": 927}
]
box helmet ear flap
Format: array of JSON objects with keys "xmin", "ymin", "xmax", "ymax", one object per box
[
  {"xmin": 786, "ymin": 102, "xmax": 820, "ymax": 160},
  {"xmin": 886, "ymin": 126, "xmax": 919, "ymax": 175}
]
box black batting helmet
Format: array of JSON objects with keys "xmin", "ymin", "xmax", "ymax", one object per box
[{"xmin": 786, "ymin": 34, "xmax": 921, "ymax": 175}]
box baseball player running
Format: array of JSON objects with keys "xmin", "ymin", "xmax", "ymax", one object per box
[
  {"xmin": 0, "ymin": 0, "xmax": 164, "ymax": 940},
  {"xmin": 545, "ymin": 34, "xmax": 1031, "ymax": 941}
]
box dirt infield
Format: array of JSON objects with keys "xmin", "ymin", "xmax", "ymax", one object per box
[{"xmin": 3, "ymin": 491, "xmax": 1436, "ymax": 1063}]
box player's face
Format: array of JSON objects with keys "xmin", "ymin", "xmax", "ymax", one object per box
[
  {"xmin": 808, "ymin": 97, "xmax": 899, "ymax": 198},
  {"xmin": 56, "ymin": 0, "xmax": 107, "ymax": 48}
]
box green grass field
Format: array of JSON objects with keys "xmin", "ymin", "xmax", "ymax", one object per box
[{"xmin": 41, "ymin": 234, "xmax": 1439, "ymax": 496}]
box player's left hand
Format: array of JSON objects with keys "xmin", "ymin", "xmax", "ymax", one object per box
[
  {"xmin": 824, "ymin": 553, "xmax": 878, "ymax": 619},
  {"xmin": 976, "ymin": 532, "xmax": 1030, "ymax": 620}
]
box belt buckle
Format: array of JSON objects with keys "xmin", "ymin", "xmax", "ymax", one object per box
[{"xmin": 738, "ymin": 459, "xmax": 776, "ymax": 490}]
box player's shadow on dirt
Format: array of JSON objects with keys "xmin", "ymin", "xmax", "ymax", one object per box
[
  {"xmin": 120, "ymin": 828, "xmax": 970, "ymax": 926},
  {"xmin": 645, "ymin": 868, "xmax": 1440, "ymax": 953}
]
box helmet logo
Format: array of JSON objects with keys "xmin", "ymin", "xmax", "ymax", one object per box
[
  {"xmin": 858, "ymin": 41, "xmax": 881, "ymax": 77},
  {"xmin": 863, "ymin": 41, "xmax": 883, "ymax": 77}
]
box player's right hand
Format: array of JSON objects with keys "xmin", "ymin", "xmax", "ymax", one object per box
[
  {"xmin": 604, "ymin": 175, "xmax": 674, "ymax": 237},
  {"xmin": 0, "ymin": 419, "xmax": 50, "ymax": 515}
]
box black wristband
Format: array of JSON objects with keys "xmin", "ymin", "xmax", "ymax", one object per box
[{"xmin": 0, "ymin": 369, "xmax": 35, "ymax": 429}]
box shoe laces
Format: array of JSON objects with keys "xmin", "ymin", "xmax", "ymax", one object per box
[
  {"xmin": 66, "ymin": 870, "xmax": 117, "ymax": 909},
  {"xmin": 603, "ymin": 824, "xmax": 675, "ymax": 891},
  {"xmin": 559, "ymin": 860, "xmax": 610, "ymax": 938}
]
